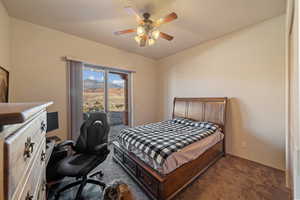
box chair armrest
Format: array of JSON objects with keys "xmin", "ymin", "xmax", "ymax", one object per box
[
  {"xmin": 56, "ymin": 140, "xmax": 75, "ymax": 149},
  {"xmin": 93, "ymin": 143, "xmax": 109, "ymax": 154}
]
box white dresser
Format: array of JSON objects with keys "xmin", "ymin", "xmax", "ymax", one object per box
[{"xmin": 0, "ymin": 102, "xmax": 52, "ymax": 200}]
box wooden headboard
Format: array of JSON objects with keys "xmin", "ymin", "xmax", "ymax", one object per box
[{"xmin": 172, "ymin": 97, "xmax": 228, "ymax": 128}]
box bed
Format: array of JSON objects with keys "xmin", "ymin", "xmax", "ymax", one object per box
[{"xmin": 113, "ymin": 97, "xmax": 228, "ymax": 200}]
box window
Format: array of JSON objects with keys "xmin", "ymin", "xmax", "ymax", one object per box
[{"xmin": 83, "ymin": 66, "xmax": 105, "ymax": 112}]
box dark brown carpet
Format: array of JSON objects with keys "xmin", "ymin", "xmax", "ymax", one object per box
[{"xmin": 174, "ymin": 155, "xmax": 290, "ymax": 200}]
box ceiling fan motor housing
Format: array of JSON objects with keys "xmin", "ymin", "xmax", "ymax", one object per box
[{"xmin": 143, "ymin": 12, "xmax": 151, "ymax": 19}]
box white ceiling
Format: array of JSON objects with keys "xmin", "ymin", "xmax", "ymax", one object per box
[{"xmin": 2, "ymin": 0, "xmax": 286, "ymax": 59}]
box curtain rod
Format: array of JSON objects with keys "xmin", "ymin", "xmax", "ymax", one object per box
[{"xmin": 64, "ymin": 56, "xmax": 136, "ymax": 73}]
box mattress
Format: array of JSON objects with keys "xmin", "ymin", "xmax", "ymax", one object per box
[
  {"xmin": 117, "ymin": 119, "xmax": 224, "ymax": 174},
  {"xmin": 161, "ymin": 130, "xmax": 223, "ymax": 174}
]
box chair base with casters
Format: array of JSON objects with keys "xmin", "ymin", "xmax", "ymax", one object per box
[
  {"xmin": 54, "ymin": 171, "xmax": 106, "ymax": 200},
  {"xmin": 53, "ymin": 148, "xmax": 110, "ymax": 200}
]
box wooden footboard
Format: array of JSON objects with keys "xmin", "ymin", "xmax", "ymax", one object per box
[{"xmin": 113, "ymin": 141, "xmax": 224, "ymax": 200}]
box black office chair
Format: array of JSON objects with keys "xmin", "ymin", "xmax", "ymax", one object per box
[{"xmin": 54, "ymin": 112, "xmax": 110, "ymax": 200}]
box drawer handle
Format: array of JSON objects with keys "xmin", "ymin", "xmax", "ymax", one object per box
[
  {"xmin": 25, "ymin": 192, "xmax": 34, "ymax": 200},
  {"xmin": 41, "ymin": 151, "xmax": 46, "ymax": 162},
  {"xmin": 24, "ymin": 137, "xmax": 35, "ymax": 159},
  {"xmin": 41, "ymin": 121, "xmax": 46, "ymax": 132}
]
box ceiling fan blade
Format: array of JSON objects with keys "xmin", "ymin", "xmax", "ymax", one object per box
[
  {"xmin": 124, "ymin": 6, "xmax": 143, "ymax": 24},
  {"xmin": 160, "ymin": 32, "xmax": 174, "ymax": 41},
  {"xmin": 114, "ymin": 29, "xmax": 136, "ymax": 35},
  {"xmin": 155, "ymin": 12, "xmax": 178, "ymax": 27}
]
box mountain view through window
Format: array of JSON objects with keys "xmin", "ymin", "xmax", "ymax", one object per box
[{"xmin": 82, "ymin": 66, "xmax": 127, "ymax": 124}]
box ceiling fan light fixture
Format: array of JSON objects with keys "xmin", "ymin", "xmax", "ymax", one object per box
[
  {"xmin": 134, "ymin": 35, "xmax": 141, "ymax": 43},
  {"xmin": 152, "ymin": 30, "xmax": 160, "ymax": 40},
  {"xmin": 148, "ymin": 38, "xmax": 155, "ymax": 46},
  {"xmin": 156, "ymin": 18, "xmax": 163, "ymax": 25},
  {"xmin": 137, "ymin": 25, "xmax": 145, "ymax": 36}
]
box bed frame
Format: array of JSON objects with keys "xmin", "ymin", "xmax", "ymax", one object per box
[{"xmin": 113, "ymin": 97, "xmax": 228, "ymax": 200}]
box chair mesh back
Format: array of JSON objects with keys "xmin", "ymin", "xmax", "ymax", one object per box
[{"xmin": 74, "ymin": 112, "xmax": 110, "ymax": 153}]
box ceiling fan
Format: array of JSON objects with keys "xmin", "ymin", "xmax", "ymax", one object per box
[{"xmin": 114, "ymin": 6, "xmax": 178, "ymax": 47}]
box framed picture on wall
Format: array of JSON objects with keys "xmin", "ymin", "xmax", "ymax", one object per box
[{"xmin": 0, "ymin": 66, "xmax": 9, "ymax": 102}]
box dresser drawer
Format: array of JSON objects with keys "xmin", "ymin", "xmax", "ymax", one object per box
[
  {"xmin": 15, "ymin": 140, "xmax": 46, "ymax": 200},
  {"xmin": 5, "ymin": 112, "xmax": 47, "ymax": 200}
]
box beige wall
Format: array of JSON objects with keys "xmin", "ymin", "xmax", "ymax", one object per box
[
  {"xmin": 286, "ymin": 0, "xmax": 300, "ymax": 196},
  {"xmin": 0, "ymin": 0, "xmax": 10, "ymax": 71},
  {"xmin": 158, "ymin": 15, "xmax": 286, "ymax": 170},
  {"xmin": 10, "ymin": 18, "xmax": 158, "ymax": 140}
]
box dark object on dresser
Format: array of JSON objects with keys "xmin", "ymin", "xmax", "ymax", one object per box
[
  {"xmin": 54, "ymin": 112, "xmax": 110, "ymax": 200},
  {"xmin": 113, "ymin": 97, "xmax": 227, "ymax": 200},
  {"xmin": 46, "ymin": 112, "xmax": 59, "ymax": 132},
  {"xmin": 45, "ymin": 112, "xmax": 64, "ymax": 183}
]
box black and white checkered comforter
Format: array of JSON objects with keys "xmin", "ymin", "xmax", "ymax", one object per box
[{"xmin": 118, "ymin": 118, "xmax": 220, "ymax": 165}]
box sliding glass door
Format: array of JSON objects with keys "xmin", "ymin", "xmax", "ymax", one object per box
[
  {"xmin": 108, "ymin": 72, "xmax": 129, "ymax": 125},
  {"xmin": 82, "ymin": 65, "xmax": 130, "ymax": 126}
]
